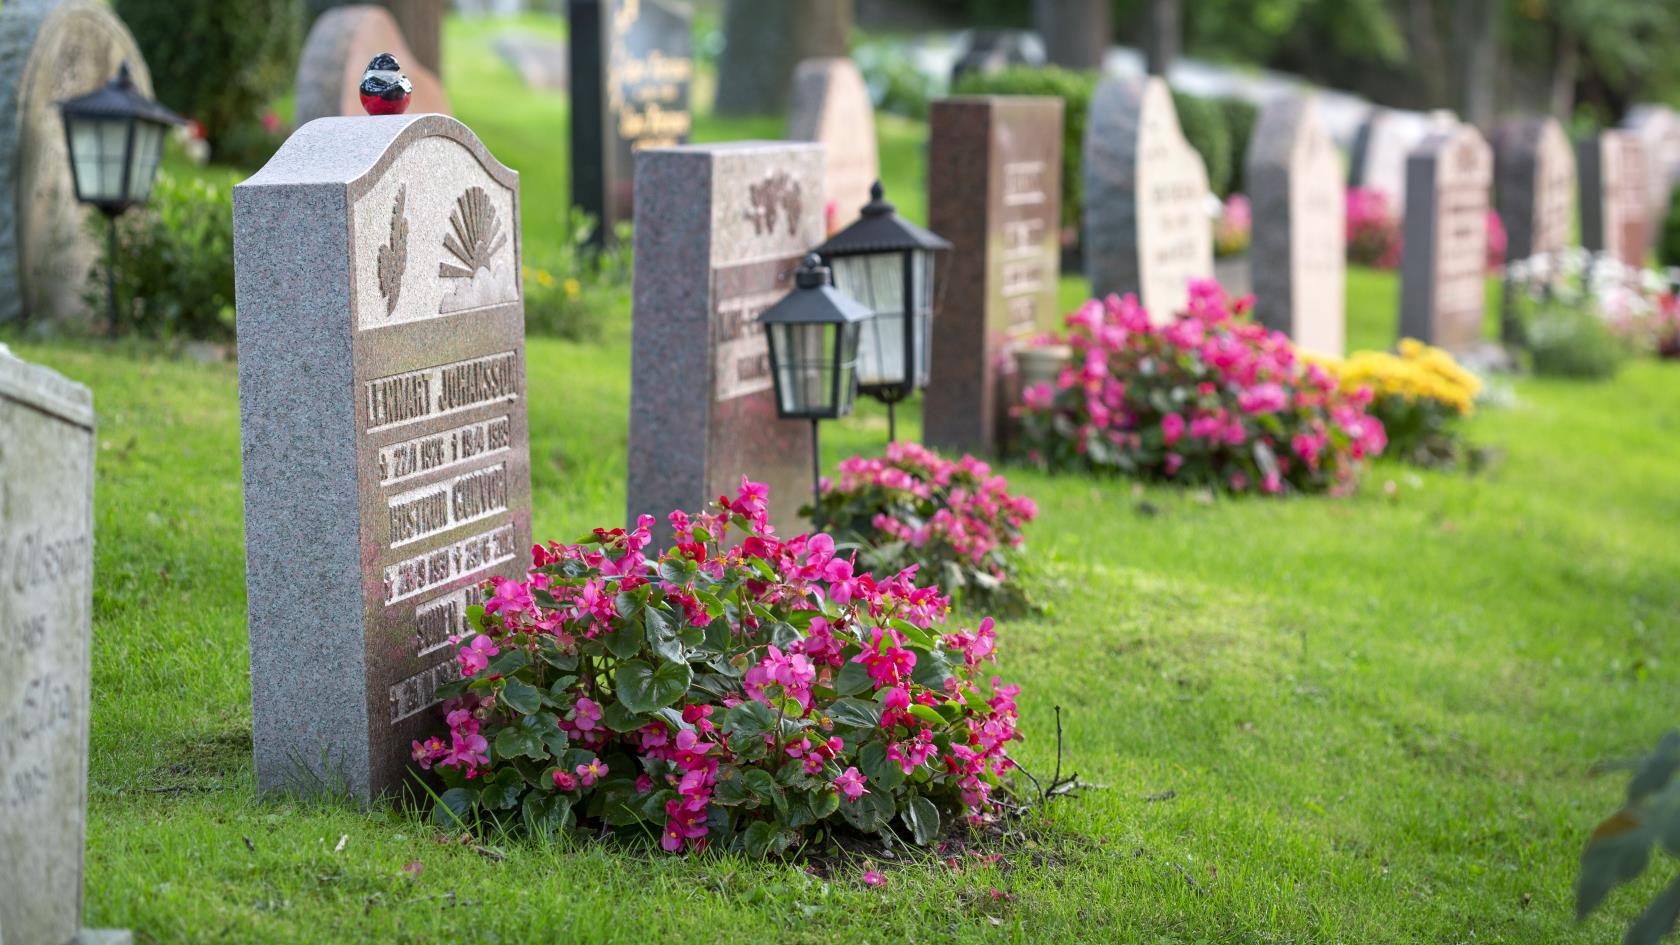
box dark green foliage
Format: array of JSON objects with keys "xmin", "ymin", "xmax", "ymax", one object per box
[
  {"xmin": 1218, "ymin": 97, "xmax": 1260, "ymax": 195},
  {"xmin": 953, "ymin": 66, "xmax": 1094, "ymax": 233},
  {"xmin": 89, "ymin": 173, "xmax": 235, "ymax": 340},
  {"xmin": 1577, "ymin": 731, "xmax": 1680, "ymax": 945},
  {"xmin": 1526, "ymin": 303, "xmax": 1629, "ymax": 380},
  {"xmin": 1172, "ymin": 90, "xmax": 1232, "ymax": 199},
  {"xmin": 1660, "ymin": 184, "xmax": 1680, "ymax": 270},
  {"xmin": 114, "ymin": 0, "xmax": 303, "ymax": 152}
]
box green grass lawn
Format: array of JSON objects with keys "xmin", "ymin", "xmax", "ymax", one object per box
[{"xmin": 8, "ymin": 262, "xmax": 1680, "ymax": 943}]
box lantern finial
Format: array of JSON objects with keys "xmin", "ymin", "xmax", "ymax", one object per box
[{"xmin": 795, "ymin": 253, "xmax": 829, "ymax": 289}]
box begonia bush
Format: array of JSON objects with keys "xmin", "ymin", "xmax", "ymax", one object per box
[
  {"xmin": 413, "ymin": 481, "xmax": 1022, "ymax": 856},
  {"xmin": 1015, "ymin": 280, "xmax": 1387, "ymax": 495},
  {"xmin": 809, "ymin": 442, "xmax": 1038, "ymax": 611},
  {"xmin": 1346, "ymin": 186, "xmax": 1401, "ymax": 269}
]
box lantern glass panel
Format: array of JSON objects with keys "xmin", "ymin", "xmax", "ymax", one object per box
[
  {"xmin": 769, "ymin": 321, "xmax": 861, "ymax": 418},
  {"xmin": 126, "ymin": 120, "xmax": 166, "ymax": 201},
  {"xmin": 68, "ymin": 115, "xmax": 131, "ymax": 203},
  {"xmin": 831, "ymin": 249, "xmax": 935, "ymax": 389}
]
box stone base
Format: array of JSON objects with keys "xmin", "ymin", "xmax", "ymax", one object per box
[{"xmin": 75, "ymin": 931, "xmax": 133, "ymax": 945}]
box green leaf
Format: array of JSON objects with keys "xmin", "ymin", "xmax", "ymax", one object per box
[
  {"xmin": 602, "ymin": 623, "xmax": 643, "ymax": 659},
  {"xmin": 910, "ymin": 647, "xmax": 952, "ymax": 690},
  {"xmin": 500, "ymin": 677, "xmax": 542, "ymax": 715},
  {"xmin": 722, "ymin": 701, "xmax": 776, "ymax": 739},
  {"xmin": 888, "ymin": 618, "xmax": 935, "ymax": 650},
  {"xmin": 739, "ymin": 819, "xmax": 776, "ymax": 858},
  {"xmin": 832, "ymin": 660, "xmax": 874, "ymax": 696},
  {"xmin": 858, "ymin": 741, "xmax": 905, "ymax": 791},
  {"xmin": 837, "ymin": 786, "xmax": 894, "ymax": 833},
  {"xmin": 699, "ymin": 617, "xmax": 732, "ymax": 655},
  {"xmin": 908, "ymin": 704, "xmax": 946, "ymax": 729},
  {"xmin": 485, "ymin": 646, "xmax": 529, "ymax": 677},
  {"xmin": 493, "ymin": 726, "xmax": 546, "ymax": 762},
  {"xmin": 537, "ymin": 638, "xmax": 578, "ymax": 671},
  {"xmin": 614, "ymin": 590, "xmax": 642, "ymax": 618},
  {"xmin": 904, "ymin": 794, "xmax": 940, "ymax": 846},
  {"xmin": 809, "ymin": 788, "xmax": 841, "ymax": 820},
  {"xmin": 658, "ymin": 558, "xmax": 697, "ymax": 586},
  {"xmin": 480, "ymin": 768, "xmax": 524, "ymax": 811},
  {"xmin": 1624, "ymin": 872, "xmax": 1680, "ymax": 945},
  {"xmin": 432, "ymin": 678, "xmax": 469, "ymax": 702},
  {"xmin": 615, "ymin": 659, "xmax": 693, "ymax": 714},
  {"xmin": 829, "ymin": 697, "xmax": 883, "ymax": 729},
  {"xmin": 602, "ymin": 700, "xmax": 650, "ymax": 733},
  {"xmin": 1577, "ymin": 810, "xmax": 1656, "ymax": 919},
  {"xmin": 521, "ymin": 793, "xmax": 573, "ymax": 837},
  {"xmin": 433, "ymin": 786, "xmax": 477, "ymax": 828}
]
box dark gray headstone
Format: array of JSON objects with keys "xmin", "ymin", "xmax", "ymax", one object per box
[
  {"xmin": 1348, "ymin": 107, "xmax": 1456, "ymax": 214},
  {"xmin": 0, "ymin": 349, "xmax": 128, "ymax": 945},
  {"xmin": 235, "ymin": 114, "xmax": 534, "ymax": 801},
  {"xmin": 1084, "ymin": 75, "xmax": 1213, "ymax": 321},
  {"xmin": 1579, "ymin": 130, "xmax": 1652, "ymax": 269},
  {"xmin": 924, "ymin": 96, "xmax": 1063, "ymax": 456},
  {"xmin": 627, "ymin": 142, "xmax": 824, "ymax": 544},
  {"xmin": 0, "ymin": 0, "xmax": 151, "ymax": 330},
  {"xmin": 1246, "ymin": 94, "xmax": 1345, "ymax": 356},
  {"xmin": 1492, "ymin": 116, "xmax": 1575, "ymax": 263},
  {"xmin": 569, "ymin": 0, "xmax": 694, "ymax": 246},
  {"xmin": 1399, "ymin": 124, "xmax": 1493, "ymax": 351}
]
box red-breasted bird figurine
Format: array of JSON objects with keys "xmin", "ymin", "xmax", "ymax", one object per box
[{"xmin": 359, "ymin": 53, "xmax": 413, "ymax": 116}]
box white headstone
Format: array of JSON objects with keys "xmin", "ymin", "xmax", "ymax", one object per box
[{"xmin": 1247, "ymin": 94, "xmax": 1346, "ymax": 356}]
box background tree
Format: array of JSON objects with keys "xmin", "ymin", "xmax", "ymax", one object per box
[
  {"xmin": 1033, "ymin": 0, "xmax": 1111, "ymax": 71},
  {"xmin": 714, "ymin": 0, "xmax": 854, "ymax": 115}
]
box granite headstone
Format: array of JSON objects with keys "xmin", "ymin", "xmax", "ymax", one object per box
[
  {"xmin": 924, "ymin": 96, "xmax": 1063, "ymax": 456},
  {"xmin": 0, "ymin": 350, "xmax": 128, "ymax": 944},
  {"xmin": 0, "ymin": 0, "xmax": 152, "ymax": 329},
  {"xmin": 569, "ymin": 0, "xmax": 694, "ymax": 246},
  {"xmin": 1579, "ymin": 130, "xmax": 1652, "ymax": 269},
  {"xmin": 1246, "ymin": 94, "xmax": 1345, "ymax": 356},
  {"xmin": 627, "ymin": 142, "xmax": 824, "ymax": 543},
  {"xmin": 295, "ymin": 5, "xmax": 450, "ymax": 126},
  {"xmin": 787, "ymin": 57, "xmax": 879, "ymax": 233},
  {"xmin": 1348, "ymin": 107, "xmax": 1457, "ymax": 214},
  {"xmin": 496, "ymin": 33, "xmax": 569, "ymax": 91},
  {"xmin": 1492, "ymin": 116, "xmax": 1575, "ymax": 263},
  {"xmin": 1399, "ymin": 125, "xmax": 1493, "ymax": 351},
  {"xmin": 235, "ymin": 114, "xmax": 533, "ymax": 801},
  {"xmin": 1622, "ymin": 105, "xmax": 1680, "ymax": 229}
]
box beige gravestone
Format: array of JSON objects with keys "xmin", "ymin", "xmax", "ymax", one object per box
[
  {"xmin": 1084, "ymin": 76, "xmax": 1214, "ymax": 321},
  {"xmin": 1399, "ymin": 125, "xmax": 1493, "ymax": 351},
  {"xmin": 1247, "ymin": 94, "xmax": 1345, "ymax": 356},
  {"xmin": 788, "ymin": 58, "xmax": 879, "ymax": 232},
  {"xmin": 0, "ymin": 0, "xmax": 152, "ymax": 329},
  {"xmin": 1622, "ymin": 105, "xmax": 1680, "ymax": 228},
  {"xmin": 1348, "ymin": 107, "xmax": 1457, "ymax": 214},
  {"xmin": 1493, "ymin": 116, "xmax": 1575, "ymax": 263},
  {"xmin": 1580, "ymin": 131, "xmax": 1652, "ymax": 269},
  {"xmin": 295, "ymin": 5, "xmax": 450, "ymax": 126}
]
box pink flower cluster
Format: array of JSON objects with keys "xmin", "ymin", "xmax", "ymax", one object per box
[
  {"xmin": 1016, "ymin": 280, "xmax": 1386, "ymax": 495},
  {"xmin": 1346, "ymin": 186, "xmax": 1401, "ymax": 269}
]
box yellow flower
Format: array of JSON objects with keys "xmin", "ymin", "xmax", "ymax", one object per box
[
  {"xmin": 1319, "ymin": 340, "xmax": 1480, "ymax": 416},
  {"xmin": 563, "ymin": 277, "xmax": 581, "ymax": 299},
  {"xmin": 535, "ymin": 269, "xmax": 555, "ymax": 289}
]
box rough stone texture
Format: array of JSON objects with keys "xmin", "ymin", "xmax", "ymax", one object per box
[
  {"xmin": 0, "ymin": 349, "xmax": 99, "ymax": 945},
  {"xmin": 1622, "ymin": 105, "xmax": 1680, "ymax": 231},
  {"xmin": 496, "ymin": 33, "xmax": 568, "ymax": 91},
  {"xmin": 924, "ymin": 96, "xmax": 1063, "ymax": 456},
  {"xmin": 1084, "ymin": 76, "xmax": 1213, "ymax": 321},
  {"xmin": 1579, "ymin": 131, "xmax": 1652, "ymax": 269},
  {"xmin": 1348, "ymin": 107, "xmax": 1457, "ymax": 216},
  {"xmin": 628, "ymin": 142, "xmax": 824, "ymax": 545},
  {"xmin": 1493, "ymin": 116, "xmax": 1575, "ymax": 263},
  {"xmin": 0, "ymin": 0, "xmax": 152, "ymax": 330},
  {"xmin": 1399, "ymin": 125, "xmax": 1493, "ymax": 352},
  {"xmin": 235, "ymin": 114, "xmax": 532, "ymax": 801},
  {"xmin": 569, "ymin": 0, "xmax": 694, "ymax": 245},
  {"xmin": 1246, "ymin": 94, "xmax": 1345, "ymax": 356},
  {"xmin": 294, "ymin": 5, "xmax": 450, "ymax": 127},
  {"xmin": 787, "ymin": 58, "xmax": 878, "ymax": 231}
]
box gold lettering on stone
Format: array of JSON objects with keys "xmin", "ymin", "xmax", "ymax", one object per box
[
  {"xmin": 366, "ymin": 352, "xmax": 520, "ymax": 433},
  {"xmin": 382, "ymin": 523, "xmax": 518, "ymax": 606}
]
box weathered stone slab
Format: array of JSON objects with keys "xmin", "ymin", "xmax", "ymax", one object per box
[
  {"xmin": 235, "ymin": 114, "xmax": 532, "ymax": 801},
  {"xmin": 1492, "ymin": 116, "xmax": 1575, "ymax": 263},
  {"xmin": 1084, "ymin": 76, "xmax": 1213, "ymax": 321},
  {"xmin": 1348, "ymin": 107, "xmax": 1456, "ymax": 213},
  {"xmin": 1246, "ymin": 94, "xmax": 1345, "ymax": 356},
  {"xmin": 1622, "ymin": 104, "xmax": 1680, "ymax": 229},
  {"xmin": 569, "ymin": 0, "xmax": 694, "ymax": 245},
  {"xmin": 628, "ymin": 142, "xmax": 824, "ymax": 543},
  {"xmin": 295, "ymin": 5, "xmax": 450, "ymax": 126},
  {"xmin": 0, "ymin": 0, "xmax": 152, "ymax": 329},
  {"xmin": 788, "ymin": 57, "xmax": 878, "ymax": 232},
  {"xmin": 1579, "ymin": 130, "xmax": 1652, "ymax": 269},
  {"xmin": 496, "ymin": 33, "xmax": 568, "ymax": 91},
  {"xmin": 1399, "ymin": 125, "xmax": 1493, "ymax": 351},
  {"xmin": 925, "ymin": 96, "xmax": 1063, "ymax": 456},
  {"xmin": 0, "ymin": 349, "xmax": 107, "ymax": 945}
]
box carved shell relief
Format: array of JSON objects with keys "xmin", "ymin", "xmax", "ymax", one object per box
[{"xmin": 438, "ymin": 185, "xmax": 518, "ymax": 315}]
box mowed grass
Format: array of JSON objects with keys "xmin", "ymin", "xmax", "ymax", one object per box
[{"xmin": 7, "ymin": 263, "xmax": 1678, "ymax": 943}]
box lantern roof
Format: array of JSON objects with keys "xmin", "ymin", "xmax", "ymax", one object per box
[
  {"xmin": 760, "ymin": 255, "xmax": 876, "ymax": 326},
  {"xmin": 57, "ymin": 63, "xmax": 185, "ymax": 127},
  {"xmin": 815, "ymin": 181, "xmax": 953, "ymax": 258}
]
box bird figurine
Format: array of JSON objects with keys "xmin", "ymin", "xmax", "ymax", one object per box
[{"xmin": 359, "ymin": 53, "xmax": 413, "ymax": 116}]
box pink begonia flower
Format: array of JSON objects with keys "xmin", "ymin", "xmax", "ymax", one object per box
[
  {"xmin": 552, "ymin": 769, "xmax": 579, "ymax": 791},
  {"xmin": 456, "ymin": 634, "xmax": 499, "ymax": 677},
  {"xmin": 834, "ymin": 766, "xmax": 869, "ymax": 802},
  {"xmin": 569, "ymin": 697, "xmax": 603, "ymax": 733},
  {"xmin": 1161, "ymin": 412, "xmax": 1185, "ymax": 446},
  {"xmin": 576, "ymin": 759, "xmax": 608, "ymax": 787},
  {"xmin": 861, "ymin": 870, "xmax": 887, "ymax": 888},
  {"xmin": 636, "ymin": 774, "xmax": 655, "ymax": 793}
]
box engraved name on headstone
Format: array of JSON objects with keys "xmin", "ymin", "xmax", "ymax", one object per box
[
  {"xmin": 1246, "ymin": 94, "xmax": 1346, "ymax": 356},
  {"xmin": 295, "ymin": 5, "xmax": 450, "ymax": 125},
  {"xmin": 0, "ymin": 0, "xmax": 152, "ymax": 329},
  {"xmin": 1493, "ymin": 116, "xmax": 1575, "ymax": 264},
  {"xmin": 570, "ymin": 0, "xmax": 694, "ymax": 246},
  {"xmin": 924, "ymin": 96, "xmax": 1063, "ymax": 456},
  {"xmin": 1580, "ymin": 130, "xmax": 1652, "ymax": 269},
  {"xmin": 627, "ymin": 142, "xmax": 824, "ymax": 544},
  {"xmin": 1084, "ymin": 76, "xmax": 1214, "ymax": 321},
  {"xmin": 788, "ymin": 57, "xmax": 879, "ymax": 232},
  {"xmin": 235, "ymin": 114, "xmax": 533, "ymax": 801},
  {"xmin": 1399, "ymin": 125, "xmax": 1494, "ymax": 351},
  {"xmin": 0, "ymin": 349, "xmax": 127, "ymax": 944}
]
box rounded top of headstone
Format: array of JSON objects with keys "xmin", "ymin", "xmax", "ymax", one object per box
[{"xmin": 240, "ymin": 112, "xmax": 516, "ymax": 194}]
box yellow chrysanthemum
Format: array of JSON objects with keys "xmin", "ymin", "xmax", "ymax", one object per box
[{"xmin": 1316, "ymin": 340, "xmax": 1480, "ymax": 416}]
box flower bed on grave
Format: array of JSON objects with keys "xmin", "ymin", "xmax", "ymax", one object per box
[
  {"xmin": 1014, "ymin": 280, "xmax": 1387, "ymax": 496},
  {"xmin": 413, "ymin": 480, "xmax": 1023, "ymax": 857},
  {"xmin": 1308, "ymin": 340, "xmax": 1483, "ymax": 470}
]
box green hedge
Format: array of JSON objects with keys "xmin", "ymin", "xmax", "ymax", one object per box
[
  {"xmin": 1661, "ymin": 181, "xmax": 1680, "ymax": 269},
  {"xmin": 1172, "ymin": 90, "xmax": 1232, "ymax": 199},
  {"xmin": 1218, "ymin": 96, "xmax": 1260, "ymax": 195}
]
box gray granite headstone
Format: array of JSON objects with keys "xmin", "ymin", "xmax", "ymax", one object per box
[
  {"xmin": 627, "ymin": 142, "xmax": 824, "ymax": 544},
  {"xmin": 1622, "ymin": 105, "xmax": 1680, "ymax": 228},
  {"xmin": 235, "ymin": 114, "xmax": 533, "ymax": 801},
  {"xmin": 1399, "ymin": 124, "xmax": 1493, "ymax": 351},
  {"xmin": 1348, "ymin": 107, "xmax": 1457, "ymax": 215},
  {"xmin": 1579, "ymin": 130, "xmax": 1652, "ymax": 269},
  {"xmin": 1492, "ymin": 116, "xmax": 1575, "ymax": 263},
  {"xmin": 0, "ymin": 350, "xmax": 129, "ymax": 945},
  {"xmin": 295, "ymin": 5, "xmax": 450, "ymax": 126},
  {"xmin": 1246, "ymin": 94, "xmax": 1345, "ymax": 356},
  {"xmin": 1084, "ymin": 75, "xmax": 1214, "ymax": 321},
  {"xmin": 787, "ymin": 58, "xmax": 878, "ymax": 231},
  {"xmin": 0, "ymin": 0, "xmax": 151, "ymax": 330}
]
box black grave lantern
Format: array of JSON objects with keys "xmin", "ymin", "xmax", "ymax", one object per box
[
  {"xmin": 760, "ymin": 253, "xmax": 875, "ymax": 507},
  {"xmin": 57, "ymin": 62, "xmax": 185, "ymax": 331},
  {"xmin": 813, "ymin": 181, "xmax": 952, "ymax": 442}
]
